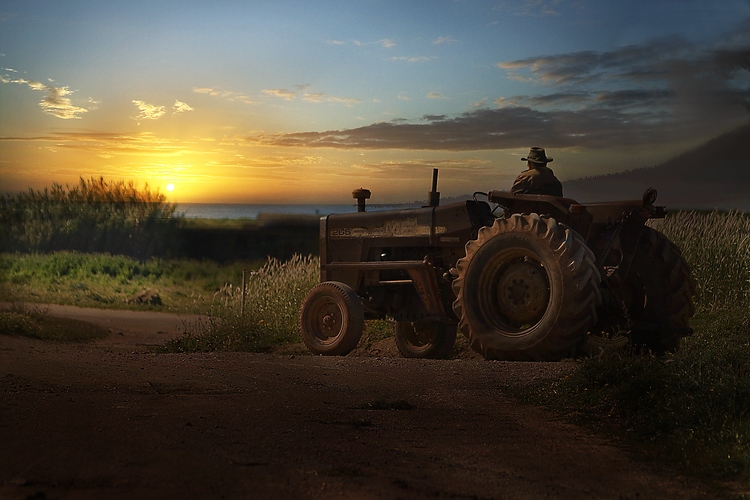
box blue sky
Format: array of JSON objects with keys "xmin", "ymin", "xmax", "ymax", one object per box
[{"xmin": 1, "ymin": 0, "xmax": 749, "ymax": 203}]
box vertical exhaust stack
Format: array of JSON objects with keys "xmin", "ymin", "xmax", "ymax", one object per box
[
  {"xmin": 428, "ymin": 168, "xmax": 440, "ymax": 207},
  {"xmin": 352, "ymin": 188, "xmax": 371, "ymax": 212}
]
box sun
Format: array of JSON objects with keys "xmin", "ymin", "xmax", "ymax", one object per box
[{"xmin": 166, "ymin": 183, "xmax": 175, "ymax": 192}]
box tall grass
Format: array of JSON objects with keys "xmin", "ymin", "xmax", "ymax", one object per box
[
  {"xmin": 163, "ymin": 254, "xmax": 319, "ymax": 352},
  {"xmin": 649, "ymin": 210, "xmax": 750, "ymax": 311},
  {"xmin": 542, "ymin": 210, "xmax": 750, "ymax": 486},
  {"xmin": 0, "ymin": 177, "xmax": 179, "ymax": 259}
]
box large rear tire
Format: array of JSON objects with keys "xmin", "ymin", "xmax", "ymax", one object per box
[
  {"xmin": 394, "ymin": 321, "xmax": 456, "ymax": 359},
  {"xmin": 452, "ymin": 214, "xmax": 602, "ymax": 361},
  {"xmin": 605, "ymin": 226, "xmax": 695, "ymax": 353},
  {"xmin": 299, "ymin": 281, "xmax": 364, "ymax": 356}
]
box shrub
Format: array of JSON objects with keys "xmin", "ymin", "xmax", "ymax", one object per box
[{"xmin": 0, "ymin": 177, "xmax": 180, "ymax": 259}]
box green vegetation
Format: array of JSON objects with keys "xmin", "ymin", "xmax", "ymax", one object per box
[
  {"xmin": 0, "ymin": 177, "xmax": 179, "ymax": 259},
  {"xmin": 649, "ymin": 210, "xmax": 750, "ymax": 311},
  {"xmin": 537, "ymin": 210, "xmax": 750, "ymax": 488},
  {"xmin": 0, "ymin": 251, "xmax": 262, "ymax": 312},
  {"xmin": 162, "ymin": 254, "xmax": 319, "ymax": 352}
]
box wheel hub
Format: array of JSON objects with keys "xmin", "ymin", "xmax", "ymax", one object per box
[
  {"xmin": 314, "ymin": 303, "xmax": 342, "ymax": 338},
  {"xmin": 496, "ymin": 261, "xmax": 550, "ymax": 327}
]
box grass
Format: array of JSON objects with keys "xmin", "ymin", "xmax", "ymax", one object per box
[
  {"xmin": 0, "ymin": 251, "xmax": 264, "ymax": 312},
  {"xmin": 530, "ymin": 210, "xmax": 750, "ymax": 491},
  {"xmin": 162, "ymin": 254, "xmax": 319, "ymax": 352}
]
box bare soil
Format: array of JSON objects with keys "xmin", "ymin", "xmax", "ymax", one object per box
[{"xmin": 0, "ymin": 305, "xmax": 719, "ymax": 499}]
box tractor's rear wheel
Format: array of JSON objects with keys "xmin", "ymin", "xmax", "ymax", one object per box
[
  {"xmin": 610, "ymin": 226, "xmax": 695, "ymax": 353},
  {"xmin": 394, "ymin": 321, "xmax": 456, "ymax": 359},
  {"xmin": 452, "ymin": 214, "xmax": 602, "ymax": 361},
  {"xmin": 299, "ymin": 281, "xmax": 364, "ymax": 355}
]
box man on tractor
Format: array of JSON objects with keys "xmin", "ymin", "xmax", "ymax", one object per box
[{"xmin": 511, "ymin": 147, "xmax": 563, "ymax": 197}]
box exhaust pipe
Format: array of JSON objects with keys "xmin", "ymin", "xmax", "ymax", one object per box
[{"xmin": 428, "ymin": 168, "xmax": 440, "ymax": 207}]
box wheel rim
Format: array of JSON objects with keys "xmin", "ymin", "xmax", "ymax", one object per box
[
  {"xmin": 401, "ymin": 322, "xmax": 435, "ymax": 349},
  {"xmin": 305, "ymin": 295, "xmax": 346, "ymax": 344},
  {"xmin": 477, "ymin": 249, "xmax": 551, "ymax": 333}
]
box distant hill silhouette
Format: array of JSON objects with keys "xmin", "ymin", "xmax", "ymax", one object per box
[{"xmin": 563, "ymin": 121, "xmax": 750, "ymax": 211}]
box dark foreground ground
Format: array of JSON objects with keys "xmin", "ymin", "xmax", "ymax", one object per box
[{"xmin": 0, "ymin": 306, "xmax": 719, "ymax": 499}]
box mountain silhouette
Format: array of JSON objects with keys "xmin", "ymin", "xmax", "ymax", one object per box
[{"xmin": 563, "ymin": 121, "xmax": 750, "ymax": 211}]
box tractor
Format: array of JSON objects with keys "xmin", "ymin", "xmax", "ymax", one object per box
[{"xmin": 299, "ymin": 169, "xmax": 694, "ymax": 361}]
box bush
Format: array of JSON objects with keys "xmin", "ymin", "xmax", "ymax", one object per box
[{"xmin": 0, "ymin": 177, "xmax": 180, "ymax": 259}]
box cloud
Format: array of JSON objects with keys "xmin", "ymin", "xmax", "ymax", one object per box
[
  {"xmin": 0, "ymin": 132, "xmax": 190, "ymax": 157},
  {"xmin": 246, "ymin": 33, "xmax": 750, "ymax": 152},
  {"xmin": 263, "ymin": 88, "xmax": 297, "ymax": 101},
  {"xmin": 173, "ymin": 100, "xmax": 194, "ymax": 113},
  {"xmin": 132, "ymin": 100, "xmax": 165, "ymax": 120},
  {"xmin": 0, "ymin": 74, "xmax": 87, "ymax": 119},
  {"xmin": 262, "ymin": 86, "xmax": 361, "ymax": 106},
  {"xmin": 390, "ymin": 56, "xmax": 432, "ymax": 63},
  {"xmin": 352, "ymin": 39, "xmax": 396, "ymax": 48},
  {"xmin": 328, "ymin": 96, "xmax": 361, "ymax": 107},
  {"xmin": 192, "ymin": 86, "xmax": 256, "ymax": 105},
  {"xmin": 494, "ymin": 0, "xmax": 566, "ymax": 17},
  {"xmin": 427, "ymin": 92, "xmax": 448, "ymax": 100},
  {"xmin": 432, "ymin": 36, "xmax": 457, "ymax": 45}
]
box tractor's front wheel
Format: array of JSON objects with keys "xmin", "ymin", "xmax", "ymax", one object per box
[
  {"xmin": 299, "ymin": 281, "xmax": 364, "ymax": 355},
  {"xmin": 394, "ymin": 321, "xmax": 456, "ymax": 359},
  {"xmin": 452, "ymin": 214, "xmax": 602, "ymax": 361}
]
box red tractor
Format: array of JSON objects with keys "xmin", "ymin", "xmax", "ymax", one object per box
[{"xmin": 299, "ymin": 170, "xmax": 694, "ymax": 361}]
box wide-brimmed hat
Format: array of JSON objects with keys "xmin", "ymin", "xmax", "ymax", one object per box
[{"xmin": 521, "ymin": 147, "xmax": 553, "ymax": 164}]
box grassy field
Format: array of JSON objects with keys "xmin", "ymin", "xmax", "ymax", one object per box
[
  {"xmin": 0, "ymin": 250, "xmax": 265, "ymax": 313},
  {"xmin": 533, "ymin": 210, "xmax": 750, "ymax": 489}
]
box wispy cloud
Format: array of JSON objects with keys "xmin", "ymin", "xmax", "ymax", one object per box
[
  {"xmin": 432, "ymin": 36, "xmax": 457, "ymax": 45},
  {"xmin": 263, "ymin": 88, "xmax": 297, "ymax": 101},
  {"xmin": 132, "ymin": 100, "xmax": 165, "ymax": 120},
  {"xmin": 390, "ymin": 56, "xmax": 432, "ymax": 63},
  {"xmin": 192, "ymin": 86, "xmax": 256, "ymax": 105},
  {"xmin": 494, "ymin": 0, "xmax": 566, "ymax": 17},
  {"xmin": 0, "ymin": 74, "xmax": 88, "ymax": 119},
  {"xmin": 262, "ymin": 85, "xmax": 361, "ymax": 107},
  {"xmin": 0, "ymin": 132, "xmax": 193, "ymax": 158},
  {"xmin": 427, "ymin": 92, "xmax": 448, "ymax": 100},
  {"xmin": 351, "ymin": 38, "xmax": 396, "ymax": 48}
]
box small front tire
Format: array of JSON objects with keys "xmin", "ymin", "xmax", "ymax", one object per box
[{"xmin": 300, "ymin": 281, "xmax": 364, "ymax": 355}]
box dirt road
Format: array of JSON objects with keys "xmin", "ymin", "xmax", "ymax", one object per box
[{"xmin": 0, "ymin": 306, "xmax": 714, "ymax": 499}]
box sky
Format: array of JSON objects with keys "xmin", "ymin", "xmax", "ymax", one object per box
[{"xmin": 1, "ymin": 0, "xmax": 749, "ymax": 204}]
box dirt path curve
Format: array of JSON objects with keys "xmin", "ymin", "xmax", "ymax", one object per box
[{"xmin": 0, "ymin": 307, "xmax": 716, "ymax": 499}]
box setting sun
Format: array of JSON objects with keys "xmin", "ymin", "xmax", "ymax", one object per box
[{"xmin": 166, "ymin": 183, "xmax": 175, "ymax": 192}]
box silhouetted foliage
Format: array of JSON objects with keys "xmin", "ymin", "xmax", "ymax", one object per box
[{"xmin": 0, "ymin": 177, "xmax": 180, "ymax": 259}]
